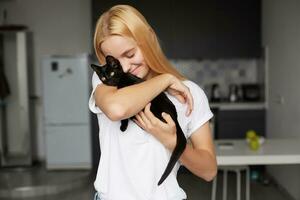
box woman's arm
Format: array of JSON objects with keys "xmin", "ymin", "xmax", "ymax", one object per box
[
  {"xmin": 179, "ymin": 122, "xmax": 217, "ymax": 181},
  {"xmin": 94, "ymin": 73, "xmax": 193, "ymax": 120},
  {"xmin": 134, "ymin": 104, "xmax": 217, "ymax": 182}
]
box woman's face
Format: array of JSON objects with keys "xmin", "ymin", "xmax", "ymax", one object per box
[{"xmin": 101, "ymin": 35, "xmax": 153, "ymax": 80}]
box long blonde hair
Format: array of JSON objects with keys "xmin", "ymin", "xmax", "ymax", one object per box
[{"xmin": 93, "ymin": 4, "xmax": 185, "ymax": 80}]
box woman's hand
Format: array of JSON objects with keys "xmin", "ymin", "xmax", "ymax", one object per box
[
  {"xmin": 133, "ymin": 103, "xmax": 177, "ymax": 151},
  {"xmin": 167, "ymin": 75, "xmax": 193, "ymax": 116}
]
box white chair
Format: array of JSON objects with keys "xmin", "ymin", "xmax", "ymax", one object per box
[{"xmin": 212, "ymin": 165, "xmax": 250, "ymax": 200}]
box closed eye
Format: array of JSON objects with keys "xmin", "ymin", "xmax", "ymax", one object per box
[
  {"xmin": 126, "ymin": 53, "xmax": 134, "ymax": 58},
  {"xmin": 121, "ymin": 47, "xmax": 135, "ymax": 58}
]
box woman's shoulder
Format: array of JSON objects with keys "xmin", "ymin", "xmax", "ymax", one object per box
[{"xmin": 182, "ymin": 80, "xmax": 202, "ymax": 91}]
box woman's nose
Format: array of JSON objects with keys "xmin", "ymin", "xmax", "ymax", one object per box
[{"xmin": 120, "ymin": 60, "xmax": 130, "ymax": 73}]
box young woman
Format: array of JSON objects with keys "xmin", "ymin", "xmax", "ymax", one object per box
[{"xmin": 89, "ymin": 5, "xmax": 217, "ymax": 200}]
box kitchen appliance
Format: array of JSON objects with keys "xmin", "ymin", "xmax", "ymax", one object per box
[
  {"xmin": 228, "ymin": 84, "xmax": 239, "ymax": 102},
  {"xmin": 42, "ymin": 54, "xmax": 92, "ymax": 169},
  {"xmin": 241, "ymin": 84, "xmax": 261, "ymax": 102},
  {"xmin": 210, "ymin": 83, "xmax": 221, "ymax": 102}
]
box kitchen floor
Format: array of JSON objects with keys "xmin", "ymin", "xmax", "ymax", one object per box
[{"xmin": 0, "ymin": 167, "xmax": 293, "ymax": 200}]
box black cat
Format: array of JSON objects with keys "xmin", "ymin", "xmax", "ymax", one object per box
[{"xmin": 90, "ymin": 55, "xmax": 187, "ymax": 186}]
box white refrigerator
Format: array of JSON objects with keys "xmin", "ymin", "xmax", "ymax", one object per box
[{"xmin": 42, "ymin": 54, "xmax": 91, "ymax": 169}]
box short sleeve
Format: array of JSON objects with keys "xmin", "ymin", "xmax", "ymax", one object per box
[
  {"xmin": 88, "ymin": 72, "xmax": 103, "ymax": 114},
  {"xmin": 185, "ymin": 81, "xmax": 213, "ymax": 137}
]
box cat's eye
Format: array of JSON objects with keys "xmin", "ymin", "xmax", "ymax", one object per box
[
  {"xmin": 101, "ymin": 77, "xmax": 106, "ymax": 81},
  {"xmin": 110, "ymin": 72, "xmax": 115, "ymax": 76}
]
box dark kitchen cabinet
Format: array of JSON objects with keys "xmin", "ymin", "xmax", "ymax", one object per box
[
  {"xmin": 214, "ymin": 109, "xmax": 266, "ymax": 139},
  {"xmin": 169, "ymin": 0, "xmax": 217, "ymax": 59},
  {"xmin": 170, "ymin": 0, "xmax": 261, "ymax": 59},
  {"xmin": 214, "ymin": 1, "xmax": 262, "ymax": 58},
  {"xmin": 92, "ymin": 0, "xmax": 261, "ymax": 59}
]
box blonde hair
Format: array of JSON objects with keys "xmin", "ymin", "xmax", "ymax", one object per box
[{"xmin": 93, "ymin": 4, "xmax": 185, "ymax": 80}]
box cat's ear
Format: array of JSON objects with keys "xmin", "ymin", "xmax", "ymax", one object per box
[
  {"xmin": 105, "ymin": 55, "xmax": 115, "ymax": 64},
  {"xmin": 106, "ymin": 55, "xmax": 120, "ymax": 68},
  {"xmin": 90, "ymin": 64, "xmax": 101, "ymax": 72},
  {"xmin": 91, "ymin": 63, "xmax": 107, "ymax": 72}
]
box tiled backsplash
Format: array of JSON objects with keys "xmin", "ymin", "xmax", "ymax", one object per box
[{"xmin": 170, "ymin": 59, "xmax": 264, "ymax": 98}]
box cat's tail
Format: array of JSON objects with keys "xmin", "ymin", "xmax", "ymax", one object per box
[{"xmin": 157, "ymin": 123, "xmax": 186, "ymax": 185}]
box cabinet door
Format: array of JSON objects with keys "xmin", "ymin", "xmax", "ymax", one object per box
[
  {"xmin": 45, "ymin": 125, "xmax": 92, "ymax": 169},
  {"xmin": 215, "ymin": 0, "xmax": 261, "ymax": 58},
  {"xmin": 134, "ymin": 0, "xmax": 174, "ymax": 57},
  {"xmin": 170, "ymin": 0, "xmax": 261, "ymax": 59},
  {"xmin": 42, "ymin": 56, "xmax": 89, "ymax": 124},
  {"xmin": 170, "ymin": 0, "xmax": 217, "ymax": 59},
  {"xmin": 216, "ymin": 109, "xmax": 265, "ymax": 139}
]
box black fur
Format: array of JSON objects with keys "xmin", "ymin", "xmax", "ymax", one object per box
[{"xmin": 90, "ymin": 55, "xmax": 187, "ymax": 186}]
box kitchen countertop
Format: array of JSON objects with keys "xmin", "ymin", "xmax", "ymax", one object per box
[{"xmin": 209, "ymin": 102, "xmax": 267, "ymax": 110}]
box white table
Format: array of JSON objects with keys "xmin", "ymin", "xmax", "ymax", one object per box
[
  {"xmin": 212, "ymin": 138, "xmax": 300, "ymax": 200},
  {"xmin": 215, "ymin": 138, "xmax": 300, "ymax": 166}
]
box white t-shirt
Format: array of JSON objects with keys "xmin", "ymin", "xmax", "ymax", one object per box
[{"xmin": 89, "ymin": 72, "xmax": 213, "ymax": 200}]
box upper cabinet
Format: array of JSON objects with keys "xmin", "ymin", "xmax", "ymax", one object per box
[
  {"xmin": 92, "ymin": 0, "xmax": 261, "ymax": 59},
  {"xmin": 169, "ymin": 0, "xmax": 218, "ymax": 59},
  {"xmin": 214, "ymin": 0, "xmax": 262, "ymax": 59}
]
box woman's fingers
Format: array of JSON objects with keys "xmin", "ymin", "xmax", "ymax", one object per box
[
  {"xmin": 134, "ymin": 104, "xmax": 177, "ymax": 150},
  {"xmin": 185, "ymin": 89, "xmax": 194, "ymax": 116},
  {"xmin": 178, "ymin": 86, "xmax": 193, "ymax": 116},
  {"xmin": 135, "ymin": 114, "xmax": 144, "ymax": 127},
  {"xmin": 161, "ymin": 112, "xmax": 175, "ymax": 127},
  {"xmin": 135, "ymin": 103, "xmax": 169, "ymax": 129},
  {"xmin": 144, "ymin": 103, "xmax": 156, "ymax": 123},
  {"xmin": 137, "ymin": 108, "xmax": 154, "ymax": 129},
  {"xmin": 173, "ymin": 93, "xmax": 186, "ymax": 104},
  {"xmin": 167, "ymin": 78, "xmax": 194, "ymax": 116},
  {"xmin": 133, "ymin": 118, "xmax": 143, "ymax": 129}
]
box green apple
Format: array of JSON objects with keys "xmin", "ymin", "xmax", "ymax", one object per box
[{"xmin": 249, "ymin": 139, "xmax": 260, "ymax": 151}]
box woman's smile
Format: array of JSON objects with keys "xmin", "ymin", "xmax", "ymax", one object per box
[{"xmin": 130, "ymin": 65, "xmax": 141, "ymax": 76}]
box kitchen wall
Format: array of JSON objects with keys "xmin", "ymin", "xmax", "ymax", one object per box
[
  {"xmin": 170, "ymin": 59, "xmax": 262, "ymax": 100},
  {"xmin": 0, "ymin": 0, "xmax": 92, "ymax": 160},
  {"xmin": 262, "ymin": 0, "xmax": 300, "ymax": 199}
]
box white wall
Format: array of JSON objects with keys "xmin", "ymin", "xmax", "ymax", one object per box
[
  {"xmin": 262, "ymin": 0, "xmax": 300, "ymax": 199},
  {"xmin": 0, "ymin": 0, "xmax": 92, "ymax": 160}
]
